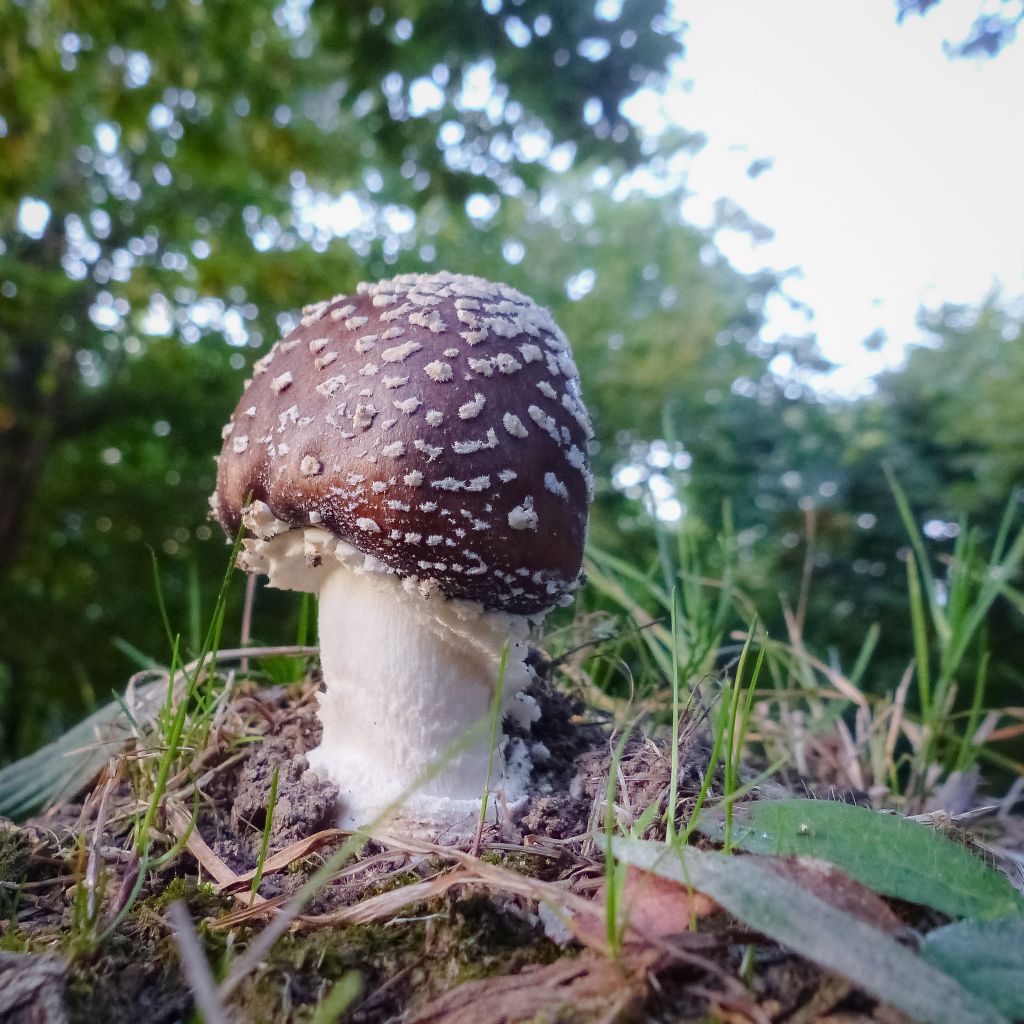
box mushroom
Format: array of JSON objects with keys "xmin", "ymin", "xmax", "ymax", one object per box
[{"xmin": 212, "ymin": 272, "xmax": 593, "ymax": 829}]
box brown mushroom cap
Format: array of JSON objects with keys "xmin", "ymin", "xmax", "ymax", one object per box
[{"xmin": 213, "ymin": 271, "xmax": 593, "ymax": 613}]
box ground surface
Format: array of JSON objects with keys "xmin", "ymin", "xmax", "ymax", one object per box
[{"xmin": 0, "ymin": 669, "xmax": 1020, "ymax": 1024}]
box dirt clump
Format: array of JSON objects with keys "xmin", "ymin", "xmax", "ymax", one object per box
[{"xmin": 228, "ymin": 720, "xmax": 339, "ymax": 856}]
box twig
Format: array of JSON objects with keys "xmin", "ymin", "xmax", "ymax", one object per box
[{"xmin": 239, "ymin": 575, "xmax": 257, "ymax": 675}]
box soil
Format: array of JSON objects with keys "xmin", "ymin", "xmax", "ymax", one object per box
[{"xmin": 0, "ymin": 669, "xmax": 1013, "ymax": 1024}]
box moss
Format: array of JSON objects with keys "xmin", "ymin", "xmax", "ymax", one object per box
[
  {"xmin": 366, "ymin": 870, "xmax": 422, "ymax": 897},
  {"xmin": 0, "ymin": 828, "xmax": 31, "ymax": 918},
  {"xmin": 479, "ymin": 850, "xmax": 544, "ymax": 879},
  {"xmin": 222, "ymin": 890, "xmax": 571, "ymax": 1021},
  {"xmin": 449, "ymin": 894, "xmax": 563, "ymax": 985},
  {"xmin": 65, "ymin": 952, "xmax": 191, "ymax": 1024},
  {"xmin": 0, "ymin": 925, "xmax": 31, "ymax": 952},
  {"xmin": 51, "ymin": 872, "xmax": 233, "ymax": 1022},
  {"xmin": 0, "ymin": 828, "xmax": 30, "ymax": 882},
  {"xmin": 231, "ymin": 880, "xmax": 566, "ymax": 1018},
  {"xmin": 144, "ymin": 874, "xmax": 230, "ymax": 916},
  {"xmin": 234, "ymin": 917, "xmax": 431, "ymax": 1021},
  {"xmin": 7, "ymin": 838, "xmax": 570, "ymax": 1023},
  {"xmin": 284, "ymin": 918, "xmax": 427, "ymax": 974}
]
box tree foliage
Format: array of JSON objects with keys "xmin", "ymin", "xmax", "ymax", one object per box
[
  {"xmin": 1, "ymin": 1, "xmax": 1021, "ymax": 764},
  {"xmin": 878, "ymin": 298, "xmax": 1024, "ymax": 517},
  {"xmin": 0, "ymin": 0, "xmax": 679, "ymax": 567},
  {"xmin": 0, "ymin": 0, "xmax": 683, "ymax": 756}
]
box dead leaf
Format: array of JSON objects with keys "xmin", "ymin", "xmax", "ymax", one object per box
[
  {"xmin": 297, "ymin": 873, "xmax": 468, "ymax": 929},
  {"xmin": 207, "ymin": 892, "xmax": 289, "ymax": 930},
  {"xmin": 783, "ymin": 975, "xmax": 854, "ymax": 1024},
  {"xmin": 408, "ymin": 949, "xmax": 661, "ymax": 1024},
  {"xmin": 581, "ymin": 866, "xmax": 717, "ymax": 947},
  {"xmin": 707, "ymin": 1002, "xmax": 770, "ymax": 1024},
  {"xmin": 615, "ymin": 838, "xmax": 1007, "ymax": 1024},
  {"xmin": 814, "ymin": 1016, "xmax": 877, "ymax": 1024},
  {"xmin": 817, "ymin": 1012, "xmax": 914, "ymax": 1024}
]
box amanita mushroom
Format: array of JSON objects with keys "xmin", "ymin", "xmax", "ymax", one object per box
[{"xmin": 212, "ymin": 271, "xmax": 593, "ymax": 829}]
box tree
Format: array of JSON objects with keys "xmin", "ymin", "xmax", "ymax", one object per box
[
  {"xmin": 877, "ymin": 296, "xmax": 1024, "ymax": 518},
  {"xmin": 0, "ymin": 0, "xmax": 684, "ymax": 756},
  {"xmin": 0, "ymin": 0, "xmax": 680, "ymax": 576}
]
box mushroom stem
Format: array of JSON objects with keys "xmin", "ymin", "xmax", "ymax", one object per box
[{"xmin": 305, "ymin": 563, "xmax": 535, "ymax": 829}]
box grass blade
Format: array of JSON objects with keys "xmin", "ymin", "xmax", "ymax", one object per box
[
  {"xmin": 905, "ymin": 551, "xmax": 933, "ymax": 720},
  {"xmin": 250, "ymin": 765, "xmax": 280, "ymax": 906},
  {"xmin": 885, "ymin": 465, "xmax": 948, "ymax": 644},
  {"xmin": 698, "ymin": 798, "xmax": 1024, "ymax": 920}
]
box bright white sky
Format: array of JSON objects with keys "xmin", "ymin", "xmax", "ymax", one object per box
[{"xmin": 656, "ymin": 0, "xmax": 1024, "ymax": 394}]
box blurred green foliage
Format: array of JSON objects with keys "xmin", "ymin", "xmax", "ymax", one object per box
[
  {"xmin": 0, "ymin": 0, "xmax": 681, "ymax": 756},
  {"xmin": 1, "ymin": 1, "xmax": 1021, "ymax": 766}
]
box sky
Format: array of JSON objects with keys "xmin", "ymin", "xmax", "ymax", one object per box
[{"xmin": 654, "ymin": 0, "xmax": 1024, "ymax": 394}]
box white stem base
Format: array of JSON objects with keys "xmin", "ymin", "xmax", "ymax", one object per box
[{"xmin": 304, "ymin": 561, "xmax": 535, "ymax": 830}]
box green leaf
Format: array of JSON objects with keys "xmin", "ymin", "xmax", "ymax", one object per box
[
  {"xmin": 699, "ymin": 798, "xmax": 1023, "ymax": 920},
  {"xmin": 920, "ymin": 916, "xmax": 1024, "ymax": 1019},
  {"xmin": 0, "ymin": 702, "xmax": 136, "ymax": 819},
  {"xmin": 613, "ymin": 838, "xmax": 1010, "ymax": 1024}
]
